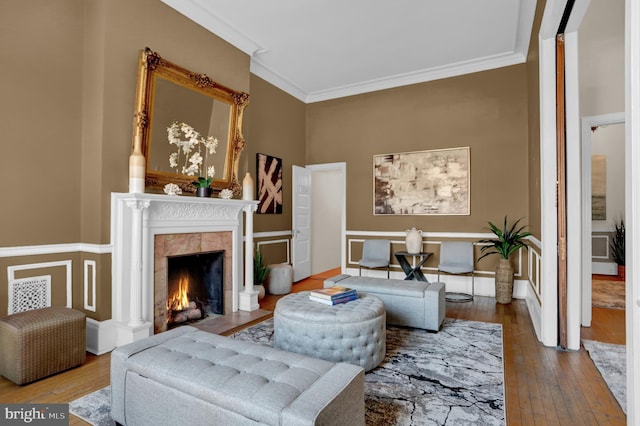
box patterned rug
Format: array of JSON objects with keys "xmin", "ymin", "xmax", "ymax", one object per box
[
  {"xmin": 69, "ymin": 386, "xmax": 114, "ymax": 426},
  {"xmin": 582, "ymin": 339, "xmax": 627, "ymax": 414},
  {"xmin": 592, "ymin": 279, "xmax": 625, "ymax": 309},
  {"xmin": 70, "ymin": 318, "xmax": 504, "ymax": 425}
]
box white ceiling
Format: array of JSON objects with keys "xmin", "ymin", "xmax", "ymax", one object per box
[{"xmin": 161, "ymin": 0, "xmax": 537, "ymax": 103}]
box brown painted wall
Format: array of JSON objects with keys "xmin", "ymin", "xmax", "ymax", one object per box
[
  {"xmin": 306, "ymin": 65, "xmax": 530, "ymax": 233},
  {"xmin": 1, "ymin": 0, "xmax": 541, "ymax": 320},
  {"xmin": 527, "ymin": 0, "xmax": 546, "ymax": 240},
  {"xmin": 1, "ymin": 0, "xmax": 84, "ymax": 246},
  {"xmin": 244, "ymin": 76, "xmax": 306, "ymax": 235},
  {"xmin": 0, "ymin": 0, "xmax": 249, "ymax": 320}
]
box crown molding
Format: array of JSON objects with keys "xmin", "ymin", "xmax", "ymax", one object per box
[
  {"xmin": 163, "ymin": 0, "xmax": 534, "ymax": 103},
  {"xmin": 160, "ymin": 0, "xmax": 263, "ymax": 55},
  {"xmin": 301, "ymin": 52, "xmax": 527, "ymax": 103},
  {"xmin": 250, "ymin": 60, "xmax": 308, "ymax": 102}
]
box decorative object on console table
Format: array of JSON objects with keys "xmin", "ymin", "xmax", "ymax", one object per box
[
  {"xmin": 405, "ymin": 227, "xmax": 423, "ymax": 254},
  {"xmin": 256, "ymin": 153, "xmax": 283, "ymax": 214},
  {"xmin": 243, "ymin": 172, "xmax": 254, "ymax": 200},
  {"xmin": 254, "ymin": 249, "xmax": 269, "ymax": 300},
  {"xmin": 610, "ymin": 218, "xmax": 625, "ymax": 279},
  {"xmin": 477, "ymin": 216, "xmax": 531, "ymax": 304},
  {"xmin": 373, "ymin": 147, "xmax": 470, "ymax": 215}
]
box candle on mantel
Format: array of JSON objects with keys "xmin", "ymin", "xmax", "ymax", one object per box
[
  {"xmin": 129, "ymin": 135, "xmax": 146, "ymax": 194},
  {"xmin": 242, "ymin": 172, "xmax": 254, "ymax": 200}
]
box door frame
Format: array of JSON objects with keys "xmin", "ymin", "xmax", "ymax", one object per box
[
  {"xmin": 580, "ymin": 112, "xmax": 625, "ymax": 327},
  {"xmin": 543, "ymin": 0, "xmax": 640, "ymax": 421},
  {"xmin": 306, "ymin": 162, "xmax": 347, "ymax": 273}
]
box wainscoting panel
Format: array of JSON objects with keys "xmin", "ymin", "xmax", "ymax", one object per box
[
  {"xmin": 1, "ymin": 243, "xmax": 112, "ymax": 353},
  {"xmin": 7, "ymin": 260, "xmax": 73, "ymax": 310},
  {"xmin": 254, "ymin": 231, "xmax": 292, "ymax": 266},
  {"xmin": 84, "ymin": 260, "xmax": 97, "ymax": 312},
  {"xmin": 345, "ymin": 231, "xmax": 530, "ymax": 299}
]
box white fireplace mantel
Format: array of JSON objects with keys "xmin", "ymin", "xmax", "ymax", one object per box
[{"xmin": 109, "ymin": 192, "xmax": 258, "ymax": 347}]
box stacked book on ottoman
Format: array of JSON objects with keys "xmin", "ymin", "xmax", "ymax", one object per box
[{"xmin": 309, "ymin": 286, "xmax": 358, "ymax": 305}]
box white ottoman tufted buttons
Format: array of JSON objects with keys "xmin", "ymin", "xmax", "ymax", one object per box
[{"xmin": 273, "ymin": 291, "xmax": 386, "ymax": 372}]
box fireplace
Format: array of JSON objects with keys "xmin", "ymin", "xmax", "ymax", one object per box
[
  {"xmin": 109, "ymin": 192, "xmax": 258, "ymax": 350},
  {"xmin": 165, "ymin": 250, "xmax": 224, "ymax": 330},
  {"xmin": 154, "ymin": 232, "xmax": 233, "ymax": 334}
]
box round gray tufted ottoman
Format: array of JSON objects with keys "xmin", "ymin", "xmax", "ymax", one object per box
[{"xmin": 274, "ymin": 291, "xmax": 386, "ymax": 372}]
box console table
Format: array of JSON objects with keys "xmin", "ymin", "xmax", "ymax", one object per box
[{"xmin": 394, "ymin": 252, "xmax": 432, "ymax": 282}]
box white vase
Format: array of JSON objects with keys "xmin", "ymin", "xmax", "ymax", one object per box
[
  {"xmin": 405, "ymin": 227, "xmax": 423, "ymax": 254},
  {"xmin": 128, "ymin": 135, "xmax": 145, "ymax": 194},
  {"xmin": 242, "ymin": 172, "xmax": 254, "ymax": 200}
]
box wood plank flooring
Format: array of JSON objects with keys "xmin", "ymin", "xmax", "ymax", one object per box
[{"xmin": 0, "ymin": 269, "xmax": 626, "ymax": 425}]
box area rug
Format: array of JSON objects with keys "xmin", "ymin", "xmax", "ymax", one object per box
[
  {"xmin": 592, "ymin": 278, "xmax": 625, "ymax": 309},
  {"xmin": 70, "ymin": 318, "xmax": 504, "ymax": 425},
  {"xmin": 233, "ymin": 318, "xmax": 505, "ymax": 425},
  {"xmin": 69, "ymin": 386, "xmax": 114, "ymax": 426},
  {"xmin": 583, "ymin": 339, "xmax": 627, "ymax": 414}
]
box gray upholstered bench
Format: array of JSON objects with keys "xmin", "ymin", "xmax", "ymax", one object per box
[
  {"xmin": 324, "ymin": 274, "xmax": 445, "ymax": 332},
  {"xmin": 274, "ymin": 292, "xmax": 386, "ymax": 372},
  {"xmin": 111, "ymin": 325, "xmax": 364, "ymax": 426}
]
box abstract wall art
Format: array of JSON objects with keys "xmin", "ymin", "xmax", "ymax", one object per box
[
  {"xmin": 257, "ymin": 153, "xmax": 283, "ymax": 214},
  {"xmin": 591, "ymin": 154, "xmax": 606, "ymax": 220},
  {"xmin": 374, "ymin": 147, "xmax": 470, "ymax": 215}
]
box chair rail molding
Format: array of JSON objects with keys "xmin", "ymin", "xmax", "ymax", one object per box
[{"xmin": 0, "ymin": 243, "xmax": 112, "ymax": 257}]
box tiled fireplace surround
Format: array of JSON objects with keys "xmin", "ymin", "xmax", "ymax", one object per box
[
  {"xmin": 154, "ymin": 232, "xmax": 233, "ymax": 334},
  {"xmin": 103, "ymin": 193, "xmax": 258, "ymax": 352}
]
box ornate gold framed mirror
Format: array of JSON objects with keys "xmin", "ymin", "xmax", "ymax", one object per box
[{"xmin": 132, "ymin": 48, "xmax": 249, "ymax": 194}]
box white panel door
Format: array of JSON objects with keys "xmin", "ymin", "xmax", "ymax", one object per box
[{"xmin": 292, "ymin": 166, "xmax": 312, "ymax": 282}]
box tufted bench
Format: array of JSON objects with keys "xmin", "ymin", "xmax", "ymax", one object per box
[
  {"xmin": 274, "ymin": 292, "xmax": 386, "ymax": 372},
  {"xmin": 0, "ymin": 306, "xmax": 86, "ymax": 385},
  {"xmin": 324, "ymin": 274, "xmax": 446, "ymax": 332},
  {"xmin": 111, "ymin": 326, "xmax": 364, "ymax": 426}
]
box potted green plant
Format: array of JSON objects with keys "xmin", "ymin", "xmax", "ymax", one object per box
[
  {"xmin": 610, "ymin": 219, "xmax": 625, "ymax": 279},
  {"xmin": 478, "ymin": 216, "xmax": 531, "ymax": 304},
  {"xmin": 254, "ymin": 250, "xmax": 270, "ymax": 300}
]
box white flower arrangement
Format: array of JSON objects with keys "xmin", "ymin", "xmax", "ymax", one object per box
[{"xmin": 167, "ymin": 121, "xmax": 219, "ymax": 188}]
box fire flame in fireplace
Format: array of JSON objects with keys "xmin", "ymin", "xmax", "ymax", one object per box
[{"xmin": 167, "ymin": 275, "xmax": 190, "ymax": 312}]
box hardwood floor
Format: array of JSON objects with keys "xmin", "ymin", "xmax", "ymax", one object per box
[{"xmin": 0, "ymin": 268, "xmax": 626, "ymax": 425}]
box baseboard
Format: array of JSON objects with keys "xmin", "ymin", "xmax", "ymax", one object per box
[
  {"xmin": 86, "ymin": 318, "xmax": 116, "ymax": 355},
  {"xmin": 525, "ymin": 288, "xmax": 542, "ymax": 342},
  {"xmin": 592, "ymin": 261, "xmax": 617, "ymax": 275}
]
